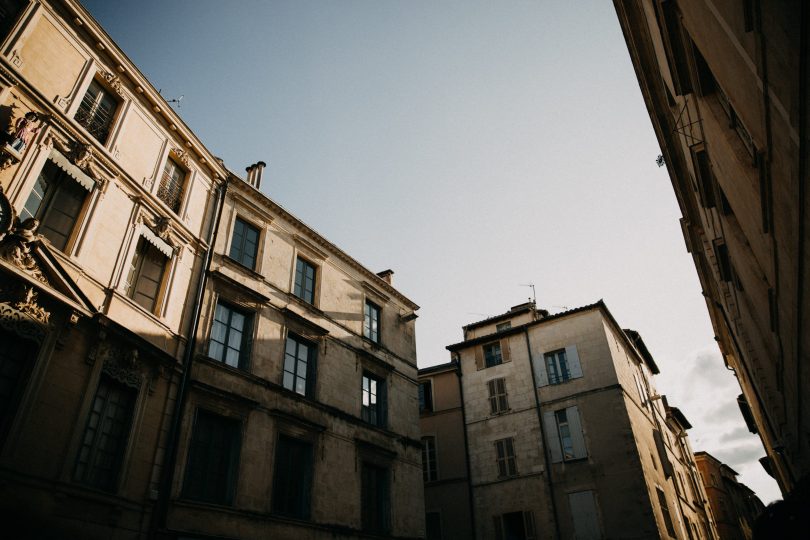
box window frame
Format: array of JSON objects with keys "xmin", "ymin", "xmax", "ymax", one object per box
[
  {"xmin": 125, "ymin": 236, "xmax": 169, "ymax": 314},
  {"xmin": 494, "ymin": 437, "xmax": 517, "ymax": 478},
  {"xmin": 207, "ymin": 300, "xmax": 253, "ymax": 370},
  {"xmin": 156, "ymin": 155, "xmax": 188, "ymax": 214},
  {"xmin": 487, "ymin": 377, "xmax": 509, "ymax": 415},
  {"xmin": 364, "ymin": 299, "xmax": 381, "ymax": 343},
  {"xmin": 228, "ymin": 216, "xmax": 260, "ymax": 271},
  {"xmin": 483, "ymin": 341, "xmax": 503, "ymax": 368},
  {"xmin": 293, "ymin": 256, "xmax": 317, "ymax": 305},
  {"xmin": 656, "ymin": 486, "xmax": 677, "ymax": 538},
  {"xmin": 418, "ymin": 380, "xmax": 434, "ymax": 413},
  {"xmin": 361, "ymin": 371, "xmax": 386, "ymax": 428},
  {"xmin": 271, "ymin": 433, "xmax": 314, "ymax": 519},
  {"xmin": 181, "ymin": 408, "xmax": 242, "ymax": 506},
  {"xmin": 282, "ymin": 332, "xmax": 317, "ymax": 398},
  {"xmin": 73, "ymin": 78, "xmax": 120, "ymax": 145},
  {"xmin": 544, "ymin": 349, "xmax": 571, "ymax": 385},
  {"xmin": 361, "ymin": 461, "xmax": 391, "ymax": 535},
  {"xmin": 422, "ymin": 435, "xmax": 438, "ymax": 482}
]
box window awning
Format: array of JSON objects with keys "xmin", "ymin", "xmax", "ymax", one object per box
[
  {"xmin": 140, "ymin": 224, "xmax": 174, "ymax": 257},
  {"xmin": 49, "ymin": 149, "xmax": 95, "ymax": 191}
]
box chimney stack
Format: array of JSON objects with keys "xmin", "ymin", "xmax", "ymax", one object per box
[
  {"xmin": 244, "ymin": 161, "xmax": 268, "ymax": 190},
  {"xmin": 377, "ymin": 269, "xmax": 394, "ymax": 285}
]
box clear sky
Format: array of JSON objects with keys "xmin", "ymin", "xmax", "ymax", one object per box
[{"xmin": 81, "ymin": 0, "xmax": 781, "ymax": 503}]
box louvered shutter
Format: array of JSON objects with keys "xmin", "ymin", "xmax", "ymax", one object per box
[
  {"xmin": 497, "ymin": 378, "xmax": 508, "ymax": 412},
  {"xmin": 488, "ymin": 380, "xmax": 498, "ymax": 414},
  {"xmin": 653, "ymin": 429, "xmax": 674, "ymax": 478},
  {"xmin": 566, "ymin": 406, "xmax": 588, "ymax": 459},
  {"xmin": 533, "ymin": 354, "xmax": 549, "ymax": 387},
  {"xmin": 566, "ymin": 345, "xmax": 582, "ymax": 379},
  {"xmin": 501, "ymin": 338, "xmax": 511, "ymax": 363},
  {"xmin": 543, "ymin": 411, "xmax": 563, "ymax": 463},
  {"xmin": 475, "ymin": 347, "xmax": 484, "ymax": 370},
  {"xmin": 523, "ymin": 511, "xmax": 536, "ymax": 540}
]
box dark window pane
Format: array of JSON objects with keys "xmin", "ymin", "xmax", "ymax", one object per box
[
  {"xmin": 282, "ymin": 333, "xmax": 316, "ymax": 397},
  {"xmin": 418, "ymin": 381, "xmax": 433, "ymax": 413},
  {"xmin": 362, "ymin": 462, "xmax": 390, "ymax": 534},
  {"xmin": 0, "ymin": 329, "xmax": 38, "ymax": 444},
  {"xmin": 21, "ymin": 161, "xmax": 87, "ymax": 251},
  {"xmin": 74, "ymin": 80, "xmax": 118, "ymax": 143},
  {"xmin": 364, "ymin": 300, "xmax": 381, "ymax": 343},
  {"xmin": 127, "ymin": 238, "xmax": 167, "ymax": 312},
  {"xmin": 182, "ymin": 410, "xmax": 241, "ymax": 505},
  {"xmin": 294, "ymin": 258, "xmax": 316, "ymax": 304},
  {"xmin": 361, "ymin": 372, "xmax": 386, "ymax": 427},
  {"xmin": 484, "ymin": 342, "xmax": 502, "ymax": 367},
  {"xmin": 272, "ymin": 435, "xmax": 314, "ymax": 519},
  {"xmin": 426, "ymin": 512, "xmax": 442, "ymax": 540},
  {"xmin": 73, "ymin": 375, "xmax": 136, "ymax": 491},
  {"xmin": 229, "ymin": 218, "xmax": 260, "ymax": 269},
  {"xmin": 208, "ymin": 302, "xmax": 252, "ymax": 369},
  {"xmin": 157, "ymin": 158, "xmax": 185, "ymax": 213}
]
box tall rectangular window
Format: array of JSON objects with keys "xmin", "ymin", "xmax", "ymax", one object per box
[
  {"xmin": 283, "ymin": 333, "xmax": 316, "ymax": 397},
  {"xmin": 294, "ymin": 257, "xmax": 316, "ymax": 304},
  {"xmin": 418, "ymin": 381, "xmax": 433, "ymax": 413},
  {"xmin": 73, "ymin": 375, "xmax": 136, "ymax": 492},
  {"xmin": 691, "ymin": 146, "xmax": 716, "ymax": 209},
  {"xmin": 182, "ymin": 410, "xmax": 241, "ymax": 505},
  {"xmin": 488, "ymin": 377, "xmax": 509, "ymax": 414},
  {"xmin": 656, "ymin": 487, "xmax": 677, "ymax": 538},
  {"xmin": 20, "ymin": 161, "xmax": 87, "ymax": 251},
  {"xmin": 422, "ymin": 436, "xmax": 437, "ymax": 482},
  {"xmin": 544, "ymin": 406, "xmax": 588, "ymax": 463},
  {"xmin": 364, "ymin": 300, "xmax": 381, "ymax": 343},
  {"xmin": 495, "ymin": 437, "xmax": 517, "ymax": 478},
  {"xmin": 569, "ymin": 491, "xmax": 602, "ymax": 540},
  {"xmin": 361, "ymin": 462, "xmax": 390, "ymax": 534},
  {"xmin": 484, "ymin": 342, "xmax": 502, "ymax": 367},
  {"xmin": 157, "ymin": 157, "xmax": 186, "ymax": 213},
  {"xmin": 208, "ymin": 302, "xmax": 252, "ymax": 369},
  {"xmin": 272, "ymin": 434, "xmax": 314, "ymax": 519},
  {"xmin": 74, "ymin": 79, "xmax": 118, "ymax": 143},
  {"xmin": 362, "ymin": 372, "xmax": 386, "ymax": 427},
  {"xmin": 556, "ymin": 409, "xmax": 575, "ymax": 460},
  {"xmin": 545, "ymin": 349, "xmax": 571, "ymax": 385},
  {"xmin": 494, "ymin": 511, "xmax": 535, "ymax": 540},
  {"xmin": 0, "ymin": 329, "xmax": 39, "ymax": 445},
  {"xmin": 126, "ymin": 237, "xmax": 168, "ymax": 313},
  {"xmin": 228, "ymin": 217, "xmax": 259, "ymax": 270}
]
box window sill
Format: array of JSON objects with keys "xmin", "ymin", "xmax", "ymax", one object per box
[
  {"xmin": 222, "ymin": 254, "xmax": 264, "ymax": 279},
  {"xmin": 287, "ymin": 293, "xmax": 324, "ymax": 316},
  {"xmin": 561, "ymin": 457, "xmax": 588, "ymax": 464}
]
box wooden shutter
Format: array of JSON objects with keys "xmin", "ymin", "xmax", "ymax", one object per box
[
  {"xmin": 533, "ymin": 354, "xmax": 549, "ymax": 387},
  {"xmin": 488, "ymin": 380, "xmax": 498, "ymax": 414},
  {"xmin": 497, "ymin": 378, "xmax": 508, "ymax": 412},
  {"xmin": 566, "ymin": 406, "xmax": 588, "ymax": 459},
  {"xmin": 634, "ymin": 373, "xmax": 647, "ymax": 408},
  {"xmin": 569, "ymin": 491, "xmax": 602, "ymax": 540},
  {"xmin": 543, "ymin": 411, "xmax": 562, "ymax": 463},
  {"xmin": 493, "ymin": 515, "xmax": 504, "ymax": 540},
  {"xmin": 653, "ymin": 429, "xmax": 674, "ymax": 478},
  {"xmin": 523, "ymin": 511, "xmax": 536, "ymax": 540},
  {"xmin": 475, "ymin": 347, "xmax": 484, "ymax": 370},
  {"xmin": 566, "ymin": 345, "xmax": 582, "ymax": 379},
  {"xmin": 501, "ymin": 338, "xmax": 511, "ymax": 363}
]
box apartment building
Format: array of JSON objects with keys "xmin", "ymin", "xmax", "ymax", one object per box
[
  {"xmin": 419, "ymin": 361, "xmax": 474, "ymax": 540},
  {"xmin": 435, "ymin": 301, "xmax": 716, "ymax": 539},
  {"xmin": 695, "ymin": 452, "xmax": 765, "ymax": 540},
  {"xmin": 0, "ymin": 1, "xmax": 423, "ymax": 538},
  {"xmin": 613, "ymin": 0, "xmax": 808, "ymax": 494}
]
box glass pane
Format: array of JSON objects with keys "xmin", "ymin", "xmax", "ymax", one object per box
[
  {"xmin": 283, "ymin": 371, "xmax": 294, "ymax": 390},
  {"xmin": 230, "ymin": 312, "xmax": 245, "ymax": 331},
  {"xmin": 295, "ymin": 376, "xmax": 306, "ymax": 395}
]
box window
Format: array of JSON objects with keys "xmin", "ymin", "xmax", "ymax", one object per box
[
  {"xmin": 656, "ymin": 487, "xmax": 677, "ymax": 538},
  {"xmin": 543, "ymin": 406, "xmax": 587, "ymax": 462},
  {"xmin": 426, "ymin": 512, "xmax": 442, "ymax": 540},
  {"xmin": 690, "ymin": 145, "xmax": 716, "ymax": 208},
  {"xmin": 657, "ymin": 1, "xmax": 692, "ymax": 95},
  {"xmin": 73, "ymin": 375, "xmax": 136, "ymax": 492},
  {"xmin": 208, "ymin": 302, "xmax": 252, "ymax": 369},
  {"xmin": 488, "ymin": 378, "xmax": 509, "ymax": 414},
  {"xmin": 157, "ymin": 157, "xmax": 186, "ymax": 213},
  {"xmin": 74, "ymin": 79, "xmax": 118, "ymax": 143},
  {"xmin": 422, "ymin": 436, "xmax": 438, "ymax": 482},
  {"xmin": 494, "ymin": 511, "xmax": 536, "ymax": 540},
  {"xmin": 0, "ymin": 329, "xmax": 38, "ymax": 445},
  {"xmin": 361, "ymin": 462, "xmax": 390, "ymax": 534},
  {"xmin": 228, "ymin": 217, "xmax": 259, "ymax": 270},
  {"xmin": 484, "ymin": 342, "xmax": 502, "ymax": 368},
  {"xmin": 364, "ymin": 300, "xmax": 381, "ymax": 343},
  {"xmin": 126, "ymin": 237, "xmax": 168, "ymax": 312},
  {"xmin": 283, "ymin": 333, "xmax": 317, "ymax": 397},
  {"xmin": 545, "ymin": 349, "xmax": 571, "ymax": 385},
  {"xmin": 496, "ymin": 321, "xmax": 511, "ymax": 332},
  {"xmin": 495, "ymin": 437, "xmax": 517, "ymax": 478},
  {"xmin": 271, "ymin": 434, "xmax": 314, "ymax": 519},
  {"xmin": 294, "ymin": 257, "xmax": 316, "ymax": 304},
  {"xmin": 20, "ymin": 161, "xmax": 88, "ymax": 251},
  {"xmin": 418, "ymin": 381, "xmax": 433, "ymax": 413},
  {"xmin": 713, "ymin": 241, "xmax": 733, "ymax": 283},
  {"xmin": 569, "ymin": 491, "xmax": 602, "ymax": 540},
  {"xmin": 0, "ymin": 0, "xmax": 26, "ymax": 41},
  {"xmin": 182, "ymin": 410, "xmax": 241, "ymax": 505},
  {"xmin": 362, "ymin": 372, "xmax": 386, "ymax": 427}
]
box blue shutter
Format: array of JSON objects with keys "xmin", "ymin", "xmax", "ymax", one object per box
[
  {"xmin": 533, "ymin": 355, "xmax": 549, "ymax": 387},
  {"xmin": 566, "ymin": 345, "xmax": 583, "ymax": 379},
  {"xmin": 543, "ymin": 411, "xmax": 563, "ymax": 463},
  {"xmin": 566, "ymin": 406, "xmax": 588, "ymax": 459}
]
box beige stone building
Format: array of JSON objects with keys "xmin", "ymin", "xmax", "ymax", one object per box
[
  {"xmin": 419, "ymin": 361, "xmax": 474, "ymax": 540},
  {"xmin": 440, "ymin": 301, "xmax": 716, "ymax": 539},
  {"xmin": 613, "ymin": 0, "xmax": 808, "ymax": 495},
  {"xmin": 695, "ymin": 452, "xmax": 765, "ymax": 540},
  {"xmin": 0, "ymin": 1, "xmax": 424, "ymax": 539}
]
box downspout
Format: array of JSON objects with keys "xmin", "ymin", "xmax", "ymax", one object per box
[
  {"xmin": 523, "ymin": 329, "xmax": 562, "ymax": 540},
  {"xmin": 454, "ymin": 353, "xmax": 478, "ymax": 540},
  {"xmin": 150, "ymin": 177, "xmax": 228, "ymax": 538}
]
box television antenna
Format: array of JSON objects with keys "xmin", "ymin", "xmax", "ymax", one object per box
[
  {"xmin": 520, "ymin": 283, "xmax": 536, "ymax": 304},
  {"xmin": 166, "ymin": 95, "xmax": 184, "ymax": 109}
]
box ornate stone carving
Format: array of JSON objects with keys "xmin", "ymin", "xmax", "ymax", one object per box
[
  {"xmin": 89, "ymin": 338, "xmax": 142, "ymax": 389},
  {"xmin": 153, "ymin": 216, "xmax": 171, "ymax": 240},
  {"xmin": 0, "ymin": 300, "xmax": 48, "ymax": 343},
  {"xmin": 98, "ymin": 69, "xmax": 123, "ymax": 96},
  {"xmin": 0, "ymin": 285, "xmax": 50, "ymax": 325},
  {"xmin": 0, "ymin": 218, "xmax": 48, "ymax": 284},
  {"xmin": 171, "ymin": 147, "xmax": 189, "ymax": 167}
]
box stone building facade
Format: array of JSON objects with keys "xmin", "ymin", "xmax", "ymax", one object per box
[
  {"xmin": 695, "ymin": 452, "xmax": 765, "ymax": 540},
  {"xmin": 613, "ymin": 0, "xmax": 809, "ymax": 495},
  {"xmin": 418, "ymin": 361, "xmax": 474, "ymax": 540},
  {"xmin": 439, "ymin": 301, "xmax": 716, "ymax": 539},
  {"xmin": 0, "ymin": 1, "xmax": 423, "ymax": 539}
]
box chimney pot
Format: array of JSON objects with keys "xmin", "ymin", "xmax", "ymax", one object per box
[{"xmin": 377, "ymin": 269, "xmax": 394, "ymax": 285}]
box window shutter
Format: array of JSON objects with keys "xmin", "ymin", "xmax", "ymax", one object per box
[
  {"xmin": 493, "ymin": 516, "xmax": 504, "ymax": 540},
  {"xmin": 566, "ymin": 345, "xmax": 582, "ymax": 379},
  {"xmin": 543, "ymin": 411, "xmax": 563, "ymax": 463},
  {"xmin": 653, "ymin": 429, "xmax": 674, "ymax": 478},
  {"xmin": 488, "ymin": 380, "xmax": 498, "ymax": 414},
  {"xmin": 533, "ymin": 355, "xmax": 549, "ymax": 387},
  {"xmin": 501, "ymin": 338, "xmax": 511, "ymax": 363},
  {"xmin": 566, "ymin": 406, "xmax": 588, "ymax": 459},
  {"xmin": 523, "ymin": 511, "xmax": 536, "ymax": 540},
  {"xmin": 475, "ymin": 347, "xmax": 484, "ymax": 370},
  {"xmin": 380, "ymin": 379, "xmax": 388, "ymax": 428},
  {"xmin": 634, "ymin": 373, "xmax": 647, "ymax": 408},
  {"xmin": 497, "ymin": 378, "xmax": 508, "ymax": 412}
]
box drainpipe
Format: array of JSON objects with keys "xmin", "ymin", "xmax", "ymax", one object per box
[
  {"xmin": 454, "ymin": 353, "xmax": 478, "ymax": 540},
  {"xmin": 150, "ymin": 177, "xmax": 228, "ymax": 538},
  {"xmin": 523, "ymin": 329, "xmax": 562, "ymax": 539}
]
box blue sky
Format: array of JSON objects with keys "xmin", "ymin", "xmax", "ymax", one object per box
[{"xmin": 82, "ymin": 0, "xmax": 781, "ymax": 503}]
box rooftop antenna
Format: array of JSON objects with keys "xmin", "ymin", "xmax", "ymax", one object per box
[
  {"xmin": 520, "ymin": 283, "xmax": 536, "ymax": 305},
  {"xmin": 166, "ymin": 95, "xmax": 184, "ymax": 109}
]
